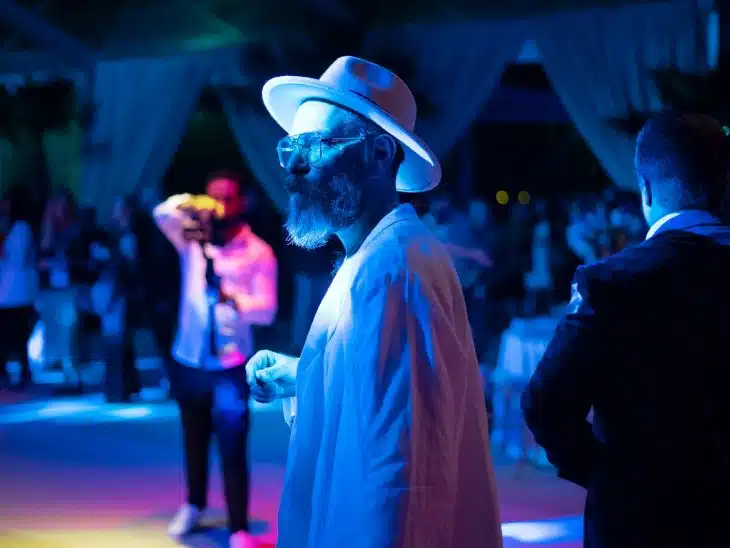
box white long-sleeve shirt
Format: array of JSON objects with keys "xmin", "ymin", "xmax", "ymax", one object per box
[
  {"xmin": 153, "ymin": 196, "xmax": 277, "ymax": 369},
  {"xmin": 277, "ymin": 204, "xmax": 502, "ymax": 548},
  {"xmin": 0, "ymin": 220, "xmax": 38, "ymax": 308}
]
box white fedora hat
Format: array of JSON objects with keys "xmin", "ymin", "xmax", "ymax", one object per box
[{"xmin": 262, "ymin": 56, "xmax": 441, "ymax": 193}]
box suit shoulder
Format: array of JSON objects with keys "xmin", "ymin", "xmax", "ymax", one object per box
[{"xmin": 578, "ymin": 238, "xmax": 672, "ymax": 286}]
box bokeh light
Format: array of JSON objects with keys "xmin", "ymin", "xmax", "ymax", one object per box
[
  {"xmin": 518, "ymin": 191, "xmax": 531, "ymax": 205},
  {"xmin": 496, "ymin": 190, "xmax": 509, "ymax": 205}
]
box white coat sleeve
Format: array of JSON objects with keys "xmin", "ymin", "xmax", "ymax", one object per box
[
  {"xmin": 0, "ymin": 221, "xmax": 34, "ymax": 268},
  {"xmin": 152, "ymin": 194, "xmax": 191, "ymax": 252},
  {"xmin": 348, "ymin": 272, "xmax": 455, "ymax": 548}
]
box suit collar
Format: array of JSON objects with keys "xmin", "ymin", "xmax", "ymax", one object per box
[{"xmin": 646, "ymin": 210, "xmax": 722, "ymax": 240}]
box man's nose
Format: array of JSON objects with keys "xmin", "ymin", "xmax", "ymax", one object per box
[{"xmin": 285, "ymin": 151, "xmax": 311, "ymax": 176}]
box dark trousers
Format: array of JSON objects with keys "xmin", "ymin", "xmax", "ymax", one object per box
[
  {"xmin": 171, "ymin": 361, "xmax": 251, "ymax": 533},
  {"xmin": 0, "ymin": 306, "xmax": 36, "ymax": 386},
  {"xmin": 104, "ymin": 331, "xmax": 141, "ymax": 402},
  {"xmin": 149, "ymin": 299, "xmax": 177, "ymax": 381}
]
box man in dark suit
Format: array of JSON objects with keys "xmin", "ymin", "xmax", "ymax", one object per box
[{"xmin": 522, "ymin": 111, "xmax": 730, "ymax": 548}]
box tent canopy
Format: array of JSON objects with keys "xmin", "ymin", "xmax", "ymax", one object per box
[
  {"xmin": 0, "ymin": 0, "xmax": 718, "ymax": 209},
  {"xmin": 0, "ymin": 0, "xmax": 686, "ymax": 68}
]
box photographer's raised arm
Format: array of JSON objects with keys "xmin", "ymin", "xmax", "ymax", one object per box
[
  {"xmin": 223, "ymin": 250, "xmax": 278, "ymax": 326},
  {"xmin": 152, "ymin": 194, "xmax": 192, "ymax": 251}
]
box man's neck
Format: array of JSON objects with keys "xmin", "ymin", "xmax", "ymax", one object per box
[{"xmin": 337, "ymin": 198, "xmax": 397, "ymax": 257}]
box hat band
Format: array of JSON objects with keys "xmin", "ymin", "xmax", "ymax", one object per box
[{"xmin": 349, "ymin": 90, "xmax": 398, "ymax": 120}]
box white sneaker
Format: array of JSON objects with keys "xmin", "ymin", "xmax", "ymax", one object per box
[
  {"xmin": 229, "ymin": 531, "xmax": 258, "ymax": 548},
  {"xmin": 168, "ymin": 504, "xmax": 204, "ymax": 538}
]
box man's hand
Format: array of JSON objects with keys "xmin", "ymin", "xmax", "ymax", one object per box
[
  {"xmin": 177, "ymin": 195, "xmax": 224, "ymax": 219},
  {"xmin": 246, "ymin": 350, "xmax": 297, "ymax": 403},
  {"xmin": 176, "ymin": 195, "xmax": 224, "ymax": 243}
]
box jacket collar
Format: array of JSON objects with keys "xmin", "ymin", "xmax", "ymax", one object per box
[
  {"xmin": 358, "ymin": 204, "xmax": 418, "ymax": 252},
  {"xmin": 646, "ymin": 210, "xmax": 722, "ymax": 240}
]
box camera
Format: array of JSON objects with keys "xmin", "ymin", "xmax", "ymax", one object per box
[
  {"xmin": 182, "ymin": 212, "xmax": 214, "ymax": 243},
  {"xmin": 181, "ymin": 205, "xmax": 239, "ymax": 248},
  {"xmin": 179, "ymin": 195, "xmax": 224, "ymax": 244}
]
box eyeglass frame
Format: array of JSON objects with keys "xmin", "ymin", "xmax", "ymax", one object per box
[{"xmin": 276, "ymin": 129, "xmax": 373, "ymax": 169}]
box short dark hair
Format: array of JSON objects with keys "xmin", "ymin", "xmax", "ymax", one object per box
[
  {"xmin": 342, "ymin": 111, "xmax": 405, "ymax": 177},
  {"xmin": 206, "ymin": 170, "xmax": 242, "ymax": 192},
  {"xmin": 635, "ymin": 111, "xmax": 729, "ymax": 212}
]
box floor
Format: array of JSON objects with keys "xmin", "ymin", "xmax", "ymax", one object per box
[{"xmin": 0, "ymin": 389, "xmax": 585, "ymax": 547}]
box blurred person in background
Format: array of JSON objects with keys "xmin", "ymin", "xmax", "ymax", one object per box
[
  {"xmin": 421, "ymin": 194, "xmax": 450, "ymax": 232},
  {"xmin": 460, "ymin": 200, "xmax": 496, "ymax": 347},
  {"xmin": 460, "ymin": 199, "xmax": 501, "ymax": 425},
  {"xmin": 154, "ymin": 172, "xmax": 277, "ymax": 548},
  {"xmin": 425, "ymin": 199, "xmax": 493, "ymax": 357},
  {"xmin": 440, "ymin": 200, "xmax": 493, "ymax": 290},
  {"xmin": 524, "ymin": 199, "xmax": 554, "ymax": 316},
  {"xmin": 523, "ymin": 112, "xmax": 730, "ymax": 547},
  {"xmin": 567, "ymin": 194, "xmax": 645, "ymax": 265},
  {"xmin": 0, "ymin": 185, "xmax": 39, "ymax": 390},
  {"xmin": 37, "ymin": 189, "xmax": 85, "ymax": 387},
  {"xmin": 489, "ymin": 203, "xmax": 531, "ymax": 318},
  {"xmin": 91, "ymin": 195, "xmax": 143, "ymax": 402},
  {"xmin": 75, "ymin": 207, "xmax": 107, "ymax": 366},
  {"xmin": 565, "ymin": 194, "xmax": 609, "ymax": 264},
  {"xmin": 137, "ymin": 185, "xmax": 181, "ymax": 395},
  {"xmin": 609, "ymin": 204, "xmax": 646, "ymax": 252}
]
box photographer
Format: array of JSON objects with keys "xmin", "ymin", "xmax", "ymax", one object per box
[{"xmin": 153, "ymin": 172, "xmax": 277, "ymax": 548}]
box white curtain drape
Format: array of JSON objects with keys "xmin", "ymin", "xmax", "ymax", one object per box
[
  {"xmin": 80, "ymin": 55, "xmax": 213, "ymax": 219},
  {"xmin": 218, "ymin": 90, "xmax": 288, "ymax": 212},
  {"xmin": 364, "ymin": 21, "xmax": 529, "ymax": 158},
  {"xmin": 536, "ymin": 2, "xmax": 712, "ymax": 191},
  {"xmin": 43, "ymin": 120, "xmax": 83, "ymax": 197}
]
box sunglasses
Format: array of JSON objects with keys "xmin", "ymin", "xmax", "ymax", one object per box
[{"xmin": 276, "ymin": 130, "xmax": 369, "ymax": 168}]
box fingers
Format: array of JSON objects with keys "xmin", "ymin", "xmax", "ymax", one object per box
[
  {"xmin": 255, "ymin": 361, "xmax": 288, "ymax": 383},
  {"xmin": 250, "ymin": 385, "xmax": 276, "ymax": 403},
  {"xmin": 171, "ymin": 194, "xmax": 192, "ymax": 209},
  {"xmin": 245, "ymin": 350, "xmax": 274, "ymax": 385},
  {"xmin": 245, "ymin": 357, "xmax": 259, "ymax": 386}
]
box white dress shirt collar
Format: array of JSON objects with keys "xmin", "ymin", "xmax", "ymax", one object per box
[
  {"xmin": 645, "ymin": 212, "xmax": 681, "ymax": 240},
  {"xmin": 645, "ymin": 210, "xmax": 722, "ymax": 240}
]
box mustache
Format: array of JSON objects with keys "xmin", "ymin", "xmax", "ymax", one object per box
[{"xmin": 285, "ymin": 175, "xmax": 310, "ymax": 193}]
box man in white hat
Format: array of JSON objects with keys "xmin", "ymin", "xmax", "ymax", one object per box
[{"xmin": 246, "ymin": 56, "xmax": 502, "ymax": 547}]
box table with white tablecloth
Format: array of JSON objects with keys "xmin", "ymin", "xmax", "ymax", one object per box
[{"xmin": 491, "ymin": 312, "xmax": 563, "ymax": 467}]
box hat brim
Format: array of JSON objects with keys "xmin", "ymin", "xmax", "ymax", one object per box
[{"xmin": 262, "ymin": 76, "xmax": 441, "ymax": 193}]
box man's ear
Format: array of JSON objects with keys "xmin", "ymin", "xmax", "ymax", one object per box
[
  {"xmin": 638, "ymin": 174, "xmax": 652, "ymax": 208},
  {"xmin": 369, "ymin": 134, "xmax": 397, "ymax": 173}
]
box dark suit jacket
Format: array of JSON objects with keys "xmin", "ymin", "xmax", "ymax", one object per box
[{"xmin": 522, "ymin": 210, "xmax": 730, "ymax": 548}]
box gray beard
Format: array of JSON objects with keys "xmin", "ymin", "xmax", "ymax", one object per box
[
  {"xmin": 285, "ymin": 200, "xmax": 333, "ymax": 250},
  {"xmin": 284, "ymin": 174, "xmax": 362, "ymax": 250}
]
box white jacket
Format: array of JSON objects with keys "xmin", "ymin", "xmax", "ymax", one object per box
[
  {"xmin": 0, "ymin": 221, "xmax": 38, "ymax": 308},
  {"xmin": 278, "ymin": 204, "xmax": 502, "ymax": 548}
]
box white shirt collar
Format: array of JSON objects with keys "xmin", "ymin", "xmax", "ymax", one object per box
[
  {"xmin": 645, "ymin": 210, "xmax": 722, "ymax": 240},
  {"xmin": 645, "ymin": 212, "xmax": 681, "ymax": 240}
]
